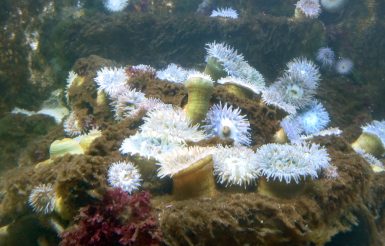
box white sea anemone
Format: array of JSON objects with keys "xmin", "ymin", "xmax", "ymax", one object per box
[
  {"xmin": 103, "ymin": 0, "xmax": 129, "ymax": 12},
  {"xmin": 111, "ymin": 88, "xmax": 146, "ymax": 120},
  {"xmin": 298, "ymin": 101, "xmax": 330, "ymax": 135},
  {"xmin": 205, "ymin": 42, "xmax": 245, "ymax": 75},
  {"xmin": 362, "ymin": 120, "xmax": 385, "ymax": 147},
  {"xmin": 156, "ymin": 146, "xmax": 214, "ymax": 178},
  {"xmin": 107, "ymin": 161, "xmax": 142, "ymax": 194},
  {"xmin": 140, "ymin": 106, "xmax": 207, "ymax": 143},
  {"xmin": 255, "ymin": 143, "xmax": 330, "ymax": 183},
  {"xmin": 320, "ymin": 0, "xmax": 348, "ymax": 13},
  {"xmin": 94, "ymin": 66, "xmax": 129, "ymax": 98},
  {"xmin": 120, "ymin": 132, "xmax": 182, "ymax": 160},
  {"xmin": 280, "ymin": 116, "xmax": 303, "ymax": 142},
  {"xmin": 156, "ymin": 63, "xmax": 194, "ymax": 83},
  {"xmin": 212, "ymin": 146, "xmax": 259, "ymax": 187},
  {"xmin": 210, "ymin": 7, "xmax": 239, "ymax": 19},
  {"xmin": 205, "ymin": 42, "xmax": 265, "ymax": 90},
  {"xmin": 28, "ymin": 184, "xmax": 56, "ymax": 214},
  {"xmin": 335, "ymin": 57, "xmax": 353, "ymax": 75},
  {"xmin": 218, "ymin": 76, "xmax": 264, "ymax": 95},
  {"xmin": 186, "ymin": 72, "xmax": 214, "ymax": 85},
  {"xmin": 286, "ymin": 57, "xmax": 320, "ymax": 89},
  {"xmin": 262, "ymin": 72, "xmax": 316, "ymax": 114},
  {"xmin": 295, "ymin": 0, "xmax": 322, "ymax": 18},
  {"xmin": 316, "ymin": 47, "xmax": 336, "ymax": 68},
  {"xmin": 203, "ymin": 102, "xmax": 251, "ymax": 145}
]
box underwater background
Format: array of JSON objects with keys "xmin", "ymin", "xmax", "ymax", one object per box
[{"xmin": 1, "ymin": 0, "xmax": 385, "ymax": 245}]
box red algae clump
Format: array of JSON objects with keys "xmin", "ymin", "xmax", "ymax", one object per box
[{"xmin": 60, "ymin": 189, "xmax": 161, "ymax": 246}]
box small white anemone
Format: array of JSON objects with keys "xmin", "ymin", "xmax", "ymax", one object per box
[
  {"xmin": 156, "ymin": 146, "xmax": 214, "ymax": 178},
  {"xmin": 316, "ymin": 47, "xmax": 336, "ymax": 68},
  {"xmin": 94, "ymin": 66, "xmax": 129, "ymax": 98},
  {"xmin": 212, "ymin": 146, "xmax": 259, "ymax": 187},
  {"xmin": 295, "ymin": 0, "xmax": 322, "ymax": 18},
  {"xmin": 140, "ymin": 106, "xmax": 207, "ymax": 144},
  {"xmin": 335, "ymin": 58, "xmax": 353, "ymax": 75},
  {"xmin": 107, "ymin": 161, "xmax": 142, "ymax": 194},
  {"xmin": 120, "ymin": 132, "xmax": 182, "ymax": 160},
  {"xmin": 156, "ymin": 63, "xmax": 197, "ymax": 83},
  {"xmin": 111, "ymin": 88, "xmax": 146, "ymax": 120},
  {"xmin": 203, "ymin": 102, "xmax": 251, "ymax": 146},
  {"xmin": 103, "ymin": 0, "xmax": 129, "ymax": 12},
  {"xmin": 255, "ymin": 143, "xmax": 330, "ymax": 184},
  {"xmin": 298, "ymin": 101, "xmax": 330, "ymax": 135},
  {"xmin": 28, "ymin": 184, "xmax": 56, "ymax": 214},
  {"xmin": 210, "ymin": 7, "xmax": 239, "ymax": 19}
]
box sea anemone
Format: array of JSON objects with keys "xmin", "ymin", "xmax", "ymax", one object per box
[
  {"xmin": 155, "ymin": 63, "xmax": 193, "ymax": 83},
  {"xmin": 107, "ymin": 161, "xmax": 142, "ymax": 194},
  {"xmin": 352, "ymin": 120, "xmax": 385, "ymax": 157},
  {"xmin": 256, "ymin": 143, "xmax": 330, "ymax": 184},
  {"xmin": 210, "ymin": 7, "xmax": 239, "ymax": 19},
  {"xmin": 255, "ymin": 143, "xmax": 330, "ymax": 198},
  {"xmin": 262, "ymin": 72, "xmax": 317, "ymax": 114},
  {"xmin": 279, "ymin": 116, "xmax": 302, "ymax": 143},
  {"xmin": 120, "ymin": 132, "xmax": 182, "ymax": 160},
  {"xmin": 212, "ymin": 146, "xmax": 259, "ymax": 187},
  {"xmin": 184, "ymin": 72, "xmax": 214, "ymax": 124},
  {"xmin": 298, "ymin": 101, "xmax": 330, "ymax": 135},
  {"xmin": 320, "ymin": 0, "xmax": 348, "ymax": 13},
  {"xmin": 94, "ymin": 66, "xmax": 129, "ymax": 98},
  {"xmin": 316, "ymin": 47, "xmax": 336, "ymax": 68},
  {"xmin": 217, "ymin": 76, "xmax": 264, "ymax": 97},
  {"xmin": 103, "ymin": 0, "xmax": 129, "ymax": 12},
  {"xmin": 203, "ymin": 102, "xmax": 251, "ymax": 146},
  {"xmin": 204, "ymin": 42, "xmax": 265, "ymax": 90},
  {"xmin": 335, "ymin": 57, "xmax": 353, "ymax": 75},
  {"xmin": 157, "ymin": 146, "xmax": 216, "ymax": 199},
  {"xmin": 110, "ymin": 88, "xmax": 146, "ymax": 120},
  {"xmin": 28, "ymin": 184, "xmax": 56, "ymax": 214},
  {"xmin": 140, "ymin": 106, "xmax": 207, "ymax": 143},
  {"xmin": 295, "ymin": 0, "xmax": 322, "ymax": 19},
  {"xmin": 204, "ymin": 41, "xmax": 245, "ymax": 80},
  {"xmin": 286, "ymin": 57, "xmax": 320, "ymax": 89}
]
